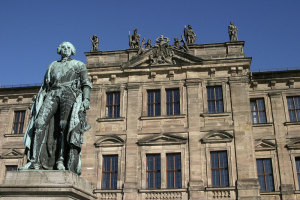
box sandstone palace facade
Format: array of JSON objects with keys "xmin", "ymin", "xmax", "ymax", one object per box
[{"xmin": 1, "ymin": 35, "xmax": 300, "ymax": 200}]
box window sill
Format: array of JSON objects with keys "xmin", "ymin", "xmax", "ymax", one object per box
[
  {"xmin": 205, "ymin": 186, "xmax": 235, "ymax": 191},
  {"xmin": 94, "ymin": 189, "xmax": 122, "ymax": 193},
  {"xmin": 140, "ymin": 114, "xmax": 186, "ymax": 120},
  {"xmin": 96, "ymin": 117, "xmax": 125, "ymax": 122},
  {"xmin": 200, "ymin": 112, "xmax": 231, "ymax": 117},
  {"xmin": 252, "ymin": 123, "xmax": 273, "ymax": 127},
  {"xmin": 139, "ymin": 188, "xmax": 187, "ymax": 193},
  {"xmin": 4, "ymin": 134, "xmax": 24, "ymax": 137},
  {"xmin": 260, "ymin": 191, "xmax": 281, "ymax": 195},
  {"xmin": 284, "ymin": 122, "xmax": 300, "ymax": 126}
]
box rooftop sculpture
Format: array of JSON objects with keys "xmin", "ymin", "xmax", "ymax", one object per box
[{"xmin": 228, "ymin": 21, "xmax": 238, "ymax": 41}]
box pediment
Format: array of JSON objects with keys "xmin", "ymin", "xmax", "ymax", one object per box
[
  {"xmin": 201, "ymin": 131, "xmax": 233, "ymax": 143},
  {"xmin": 94, "ymin": 135, "xmax": 125, "ymax": 147},
  {"xmin": 137, "ymin": 133, "xmax": 187, "ymax": 146},
  {"xmin": 286, "ymin": 138, "xmax": 300, "ymax": 149},
  {"xmin": 255, "ymin": 139, "xmax": 276, "ymax": 151},
  {"xmin": 0, "ymin": 148, "xmax": 24, "ymax": 159},
  {"xmin": 122, "ymin": 47, "xmax": 203, "ymax": 69}
]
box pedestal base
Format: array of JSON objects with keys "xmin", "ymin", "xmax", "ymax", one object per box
[{"xmin": 0, "ymin": 170, "xmax": 96, "ymax": 200}]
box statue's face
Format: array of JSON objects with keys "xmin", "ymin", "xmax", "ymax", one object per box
[{"xmin": 60, "ymin": 44, "xmax": 72, "ymax": 58}]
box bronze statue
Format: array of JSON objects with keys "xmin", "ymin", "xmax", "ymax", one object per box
[
  {"xmin": 129, "ymin": 28, "xmax": 141, "ymax": 49},
  {"xmin": 228, "ymin": 21, "xmax": 238, "ymax": 41},
  {"xmin": 89, "ymin": 35, "xmax": 99, "ymax": 51},
  {"xmin": 184, "ymin": 24, "xmax": 196, "ymax": 44},
  {"xmin": 20, "ymin": 42, "xmax": 92, "ymax": 175}
]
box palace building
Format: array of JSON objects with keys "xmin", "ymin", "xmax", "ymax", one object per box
[{"xmin": 0, "ymin": 30, "xmax": 300, "ymax": 200}]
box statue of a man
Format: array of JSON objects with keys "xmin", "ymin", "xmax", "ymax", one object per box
[
  {"xmin": 129, "ymin": 28, "xmax": 140, "ymax": 48},
  {"xmin": 228, "ymin": 21, "xmax": 238, "ymax": 41},
  {"xmin": 184, "ymin": 24, "xmax": 196, "ymax": 44},
  {"xmin": 89, "ymin": 35, "xmax": 99, "ymax": 51},
  {"xmin": 21, "ymin": 42, "xmax": 92, "ymax": 175}
]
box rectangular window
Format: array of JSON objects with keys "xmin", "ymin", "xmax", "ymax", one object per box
[
  {"xmin": 6, "ymin": 165, "xmax": 18, "ymax": 172},
  {"xmin": 287, "ymin": 96, "xmax": 300, "ymax": 122},
  {"xmin": 250, "ymin": 98, "xmax": 267, "ymax": 124},
  {"xmin": 147, "ymin": 154, "xmax": 161, "ymax": 189},
  {"xmin": 13, "ymin": 110, "xmax": 26, "ymax": 134},
  {"xmin": 166, "ymin": 153, "xmax": 181, "ymax": 188},
  {"xmin": 166, "ymin": 89, "xmax": 180, "ymax": 115},
  {"xmin": 296, "ymin": 157, "xmax": 300, "ymax": 189},
  {"xmin": 102, "ymin": 155, "xmax": 118, "ymax": 189},
  {"xmin": 207, "ymin": 86, "xmax": 224, "ymax": 113},
  {"xmin": 106, "ymin": 92, "xmax": 120, "ymax": 118},
  {"xmin": 147, "ymin": 90, "xmax": 161, "ymax": 116},
  {"xmin": 211, "ymin": 151, "xmax": 229, "ymax": 187},
  {"xmin": 256, "ymin": 159, "xmax": 274, "ymax": 192}
]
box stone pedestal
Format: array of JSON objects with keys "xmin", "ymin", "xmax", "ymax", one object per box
[{"xmin": 0, "ymin": 170, "xmax": 96, "ymax": 200}]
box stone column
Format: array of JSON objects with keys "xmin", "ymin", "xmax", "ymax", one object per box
[
  {"xmin": 269, "ymin": 92, "xmax": 295, "ymax": 199},
  {"xmin": 229, "ymin": 77, "xmax": 260, "ymax": 199},
  {"xmin": 186, "ymin": 80, "xmax": 205, "ymax": 199},
  {"xmin": 123, "ymin": 83, "xmax": 140, "ymax": 199}
]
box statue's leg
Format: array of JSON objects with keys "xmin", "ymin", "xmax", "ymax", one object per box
[
  {"xmin": 56, "ymin": 95, "xmax": 76, "ymax": 170},
  {"xmin": 32, "ymin": 95, "xmax": 58, "ymax": 169}
]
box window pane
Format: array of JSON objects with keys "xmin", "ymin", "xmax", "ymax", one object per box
[
  {"xmin": 256, "ymin": 160, "xmax": 263, "ymax": 175},
  {"xmin": 148, "ymin": 172, "xmax": 153, "ymax": 188},
  {"xmin": 289, "ymin": 110, "xmax": 296, "ymax": 122},
  {"xmin": 250, "ymin": 101, "xmax": 257, "ymax": 111},
  {"xmin": 212, "ymin": 170, "xmax": 219, "ymax": 187},
  {"xmin": 287, "ymin": 97, "xmax": 294, "ymax": 109},
  {"xmin": 167, "ymin": 172, "xmax": 174, "ymax": 188},
  {"xmin": 174, "ymin": 89, "xmax": 180, "ymax": 102},
  {"xmin": 264, "ymin": 159, "xmax": 272, "ymax": 174},
  {"xmin": 220, "ymin": 169, "xmax": 229, "ymax": 186},
  {"xmin": 216, "ymin": 100, "xmax": 224, "ymax": 113},
  {"xmin": 259, "ymin": 112, "xmax": 267, "ymax": 123},
  {"xmin": 6, "ymin": 165, "xmax": 18, "ymax": 171},
  {"xmin": 258, "ymin": 176, "xmax": 266, "ymax": 192},
  {"xmin": 207, "ymin": 88, "xmax": 214, "ymax": 100},
  {"xmin": 167, "ymin": 155, "xmax": 173, "ymax": 170},
  {"xmin": 295, "ymin": 97, "xmax": 300, "ymax": 109},
  {"xmin": 112, "ymin": 173, "xmax": 117, "ymax": 189},
  {"xmin": 155, "ymin": 172, "xmax": 161, "ymax": 189},
  {"xmin": 215, "ymin": 87, "xmax": 223, "ymax": 99},
  {"xmin": 219, "ymin": 152, "xmax": 228, "ymax": 168},
  {"xmin": 208, "ymin": 101, "xmax": 215, "ymax": 113},
  {"xmin": 211, "ymin": 152, "xmax": 218, "ymax": 168},
  {"xmin": 266, "ymin": 176, "xmax": 274, "ymax": 192},
  {"xmin": 257, "ymin": 99, "xmax": 265, "ymax": 111},
  {"xmin": 175, "ymin": 171, "xmax": 181, "ymax": 188},
  {"xmin": 155, "ymin": 155, "xmax": 160, "ymax": 170},
  {"xmin": 252, "ymin": 112, "xmax": 258, "ymax": 124},
  {"xmin": 174, "ymin": 103, "xmax": 180, "ymax": 115},
  {"xmin": 147, "ymin": 156, "xmax": 153, "ymax": 170}
]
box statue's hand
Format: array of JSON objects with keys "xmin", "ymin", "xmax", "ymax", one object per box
[{"xmin": 83, "ymin": 99, "xmax": 90, "ymax": 110}]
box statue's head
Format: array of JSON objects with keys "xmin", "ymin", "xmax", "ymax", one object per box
[
  {"xmin": 134, "ymin": 28, "xmax": 138, "ymax": 34},
  {"xmin": 188, "ymin": 24, "xmax": 192, "ymax": 29},
  {"xmin": 57, "ymin": 42, "xmax": 76, "ymax": 57},
  {"xmin": 230, "ymin": 21, "xmax": 234, "ymax": 25}
]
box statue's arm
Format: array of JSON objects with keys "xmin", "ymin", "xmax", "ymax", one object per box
[{"xmin": 78, "ymin": 63, "xmax": 93, "ymax": 110}]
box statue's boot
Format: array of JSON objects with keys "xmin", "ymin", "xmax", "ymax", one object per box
[
  {"xmin": 56, "ymin": 131, "xmax": 66, "ymax": 171},
  {"xmin": 31, "ymin": 128, "xmax": 44, "ymax": 170}
]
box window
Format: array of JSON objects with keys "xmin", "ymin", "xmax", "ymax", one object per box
[
  {"xmin": 147, "ymin": 154, "xmax": 161, "ymax": 189},
  {"xmin": 207, "ymin": 86, "xmax": 224, "ymax": 113},
  {"xmin": 166, "ymin": 89, "xmax": 180, "ymax": 115},
  {"xmin": 102, "ymin": 155, "xmax": 118, "ymax": 189},
  {"xmin": 147, "ymin": 90, "xmax": 161, "ymax": 116},
  {"xmin": 13, "ymin": 110, "xmax": 26, "ymax": 134},
  {"xmin": 6, "ymin": 165, "xmax": 18, "ymax": 171},
  {"xmin": 256, "ymin": 159, "xmax": 274, "ymax": 192},
  {"xmin": 106, "ymin": 92, "xmax": 120, "ymax": 118},
  {"xmin": 166, "ymin": 153, "xmax": 181, "ymax": 188},
  {"xmin": 211, "ymin": 151, "xmax": 229, "ymax": 187},
  {"xmin": 296, "ymin": 157, "xmax": 300, "ymax": 188},
  {"xmin": 287, "ymin": 96, "xmax": 300, "ymax": 122},
  {"xmin": 250, "ymin": 98, "xmax": 267, "ymax": 124}
]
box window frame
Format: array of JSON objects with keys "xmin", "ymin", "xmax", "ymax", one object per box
[
  {"xmin": 206, "ymin": 86, "xmax": 224, "ymax": 114},
  {"xmin": 256, "ymin": 158, "xmax": 275, "ymax": 192},
  {"xmin": 146, "ymin": 154, "xmax": 161, "ymax": 189},
  {"xmin": 102, "ymin": 155, "xmax": 118, "ymax": 190},
  {"xmin": 166, "ymin": 88, "xmax": 180, "ymax": 116},
  {"xmin": 286, "ymin": 96, "xmax": 300, "ymax": 122},
  {"xmin": 250, "ymin": 98, "xmax": 267, "ymax": 124},
  {"xmin": 210, "ymin": 151, "xmax": 229, "ymax": 187},
  {"xmin": 166, "ymin": 153, "xmax": 182, "ymax": 188},
  {"xmin": 106, "ymin": 91, "xmax": 121, "ymax": 118},
  {"xmin": 147, "ymin": 90, "xmax": 161, "ymax": 117}
]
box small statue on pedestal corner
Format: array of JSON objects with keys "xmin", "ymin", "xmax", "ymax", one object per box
[
  {"xmin": 129, "ymin": 28, "xmax": 141, "ymax": 49},
  {"xmin": 228, "ymin": 21, "xmax": 238, "ymax": 42},
  {"xmin": 184, "ymin": 24, "xmax": 196, "ymax": 44},
  {"xmin": 89, "ymin": 35, "xmax": 99, "ymax": 51},
  {"xmin": 20, "ymin": 42, "xmax": 93, "ymax": 175},
  {"xmin": 144, "ymin": 39, "xmax": 153, "ymax": 50}
]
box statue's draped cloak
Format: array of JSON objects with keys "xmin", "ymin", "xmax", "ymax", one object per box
[{"xmin": 23, "ymin": 60, "xmax": 92, "ymax": 175}]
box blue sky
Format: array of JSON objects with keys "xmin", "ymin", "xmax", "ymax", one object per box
[{"xmin": 1, "ymin": 0, "xmax": 300, "ymax": 86}]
